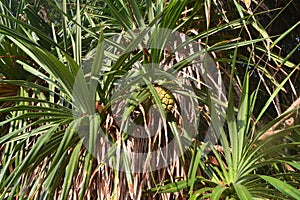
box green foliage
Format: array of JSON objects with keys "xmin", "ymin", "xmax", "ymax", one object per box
[{"xmin": 0, "ymin": 0, "xmax": 299, "ymax": 199}]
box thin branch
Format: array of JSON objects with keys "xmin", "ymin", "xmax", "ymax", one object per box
[{"xmin": 259, "ymin": 96, "xmax": 300, "ymax": 140}]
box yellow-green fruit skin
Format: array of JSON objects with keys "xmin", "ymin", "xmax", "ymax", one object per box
[{"xmin": 152, "ymin": 86, "xmax": 175, "ymax": 112}]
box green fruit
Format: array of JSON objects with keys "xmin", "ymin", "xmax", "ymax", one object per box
[{"xmin": 152, "ymin": 86, "xmax": 175, "ymax": 112}]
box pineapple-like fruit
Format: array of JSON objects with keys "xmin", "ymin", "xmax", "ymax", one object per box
[{"xmin": 152, "ymin": 86, "xmax": 175, "ymax": 112}]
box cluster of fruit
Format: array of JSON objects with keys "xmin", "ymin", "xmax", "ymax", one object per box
[{"xmin": 152, "ymin": 86, "xmax": 175, "ymax": 112}]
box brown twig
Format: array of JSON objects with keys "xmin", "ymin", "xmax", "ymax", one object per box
[{"xmin": 259, "ymin": 96, "xmax": 300, "ymax": 140}]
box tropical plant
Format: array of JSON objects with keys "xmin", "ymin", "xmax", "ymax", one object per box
[
  {"xmin": 150, "ymin": 61, "xmax": 300, "ymax": 199},
  {"xmin": 0, "ymin": 0, "xmax": 299, "ymax": 199}
]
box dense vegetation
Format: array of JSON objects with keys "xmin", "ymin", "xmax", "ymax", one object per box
[{"xmin": 0, "ymin": 0, "xmax": 299, "ymax": 199}]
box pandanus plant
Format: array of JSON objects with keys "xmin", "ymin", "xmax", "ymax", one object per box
[{"xmin": 0, "ymin": 0, "xmax": 299, "ymax": 199}]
